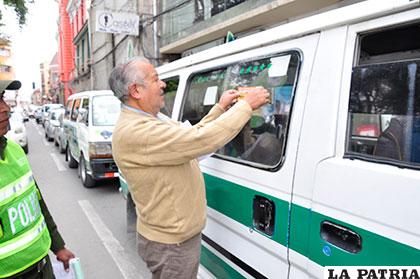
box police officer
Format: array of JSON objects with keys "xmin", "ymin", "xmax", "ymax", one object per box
[{"xmin": 0, "ymin": 80, "xmax": 75, "ymax": 278}]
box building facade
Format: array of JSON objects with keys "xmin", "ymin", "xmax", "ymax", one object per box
[
  {"xmin": 49, "ymin": 53, "xmax": 61, "ymax": 103},
  {"xmin": 39, "ymin": 61, "xmax": 50, "ymax": 103},
  {"xmin": 158, "ymin": 0, "xmax": 351, "ymax": 57},
  {"xmin": 0, "ymin": 37, "xmax": 14, "ymax": 80},
  {"xmin": 31, "ymin": 89, "xmax": 42, "ymax": 106},
  {"xmin": 57, "ymin": 0, "xmax": 361, "ymax": 93},
  {"xmin": 67, "ymin": 0, "xmax": 91, "ymax": 93}
]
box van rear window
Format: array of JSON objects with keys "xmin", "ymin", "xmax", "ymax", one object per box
[{"xmin": 92, "ymin": 95, "xmax": 121, "ymax": 126}]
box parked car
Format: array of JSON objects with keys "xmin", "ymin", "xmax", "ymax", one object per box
[
  {"xmin": 64, "ymin": 90, "xmax": 121, "ymax": 187},
  {"xmin": 54, "ymin": 111, "xmax": 66, "ymax": 153},
  {"xmin": 45, "ymin": 108, "xmax": 64, "ymax": 141},
  {"xmin": 34, "ymin": 107, "xmax": 43, "ymax": 123},
  {"xmin": 41, "ymin": 103, "xmax": 63, "ymax": 126},
  {"xmin": 28, "ymin": 105, "xmax": 41, "ymax": 119},
  {"xmin": 6, "ymin": 112, "xmax": 28, "ymax": 153}
]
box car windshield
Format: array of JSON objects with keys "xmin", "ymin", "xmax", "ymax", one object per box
[
  {"xmin": 50, "ymin": 109, "xmax": 63, "ymax": 120},
  {"xmin": 92, "ymin": 95, "xmax": 121, "ymax": 126},
  {"xmin": 46, "ymin": 104, "xmax": 62, "ymax": 112}
]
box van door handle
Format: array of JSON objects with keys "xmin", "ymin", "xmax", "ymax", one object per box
[{"xmin": 320, "ymin": 221, "xmax": 362, "ymax": 253}]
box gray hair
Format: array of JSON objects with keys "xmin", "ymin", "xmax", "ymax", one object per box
[{"xmin": 108, "ymin": 56, "xmax": 150, "ymax": 102}]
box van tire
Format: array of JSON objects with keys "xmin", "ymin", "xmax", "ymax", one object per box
[
  {"xmin": 67, "ymin": 146, "xmax": 78, "ymax": 169},
  {"xmin": 22, "ymin": 144, "xmax": 28, "ymax": 154},
  {"xmin": 79, "ymin": 156, "xmax": 96, "ymax": 188}
]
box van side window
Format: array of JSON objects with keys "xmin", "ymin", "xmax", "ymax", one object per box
[
  {"xmin": 71, "ymin": 98, "xmax": 81, "ymax": 121},
  {"xmin": 346, "ymin": 23, "xmax": 420, "ymax": 167},
  {"xmin": 78, "ymin": 98, "xmax": 89, "ymax": 124},
  {"xmin": 160, "ymin": 76, "xmax": 179, "ymax": 117},
  {"xmin": 181, "ymin": 52, "xmax": 301, "ymax": 168},
  {"xmin": 65, "ymin": 100, "xmax": 73, "ymax": 120}
]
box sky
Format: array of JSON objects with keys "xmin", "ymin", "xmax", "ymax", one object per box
[{"xmin": 2, "ymin": 0, "xmax": 59, "ymax": 102}]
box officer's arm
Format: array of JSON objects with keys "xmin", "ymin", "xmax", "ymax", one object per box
[{"xmin": 36, "ymin": 185, "xmax": 66, "ymax": 253}]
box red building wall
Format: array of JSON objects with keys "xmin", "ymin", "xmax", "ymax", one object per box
[
  {"xmin": 71, "ymin": 0, "xmax": 88, "ymax": 40},
  {"xmin": 58, "ymin": 0, "xmax": 74, "ymax": 103}
]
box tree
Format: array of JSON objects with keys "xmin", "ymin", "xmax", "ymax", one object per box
[{"xmin": 1, "ymin": 0, "xmax": 29, "ymax": 27}]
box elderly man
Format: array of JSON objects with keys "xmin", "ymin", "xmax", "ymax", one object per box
[
  {"xmin": 0, "ymin": 80, "xmax": 75, "ymax": 278},
  {"xmin": 110, "ymin": 57, "xmax": 269, "ymax": 278}
]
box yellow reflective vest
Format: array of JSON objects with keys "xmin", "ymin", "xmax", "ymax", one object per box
[{"xmin": 0, "ymin": 140, "xmax": 51, "ymax": 278}]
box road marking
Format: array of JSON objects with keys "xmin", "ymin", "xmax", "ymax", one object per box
[
  {"xmin": 78, "ymin": 200, "xmax": 141, "ymax": 279},
  {"xmin": 33, "ymin": 124, "xmax": 43, "ymax": 136},
  {"xmin": 50, "ymin": 153, "xmax": 67, "ymax": 171}
]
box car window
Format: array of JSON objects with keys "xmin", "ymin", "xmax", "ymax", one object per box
[
  {"xmin": 92, "ymin": 95, "xmax": 121, "ymax": 126},
  {"xmin": 181, "ymin": 51, "xmax": 301, "ymax": 168},
  {"xmin": 51, "ymin": 111, "xmax": 58, "ymax": 120},
  {"xmin": 65, "ymin": 100, "xmax": 73, "ymax": 120},
  {"xmin": 78, "ymin": 98, "xmax": 90, "ymax": 124},
  {"xmin": 346, "ymin": 23, "xmax": 420, "ymax": 168},
  {"xmin": 160, "ymin": 76, "xmax": 179, "ymax": 117}
]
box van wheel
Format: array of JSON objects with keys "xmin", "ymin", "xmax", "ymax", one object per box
[
  {"xmin": 67, "ymin": 146, "xmax": 78, "ymax": 169},
  {"xmin": 22, "ymin": 144, "xmax": 29, "ymax": 154},
  {"xmin": 79, "ymin": 156, "xmax": 96, "ymax": 188}
]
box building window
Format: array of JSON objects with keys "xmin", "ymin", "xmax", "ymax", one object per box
[
  {"xmin": 81, "ymin": 38, "xmax": 85, "ymax": 71},
  {"xmin": 76, "ymin": 44, "xmax": 80, "ymax": 74},
  {"xmin": 211, "ymin": 0, "xmax": 246, "ymax": 16},
  {"xmin": 346, "ymin": 23, "xmax": 420, "ymax": 168},
  {"xmin": 75, "ymin": 30, "xmax": 89, "ymax": 75}
]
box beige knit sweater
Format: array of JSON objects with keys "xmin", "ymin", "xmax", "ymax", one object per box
[{"xmin": 112, "ymin": 100, "xmax": 252, "ymax": 244}]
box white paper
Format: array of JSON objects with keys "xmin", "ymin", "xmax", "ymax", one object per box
[
  {"xmin": 52, "ymin": 258, "xmax": 84, "ymax": 279},
  {"xmin": 203, "ymin": 86, "xmax": 218, "ymax": 106},
  {"xmin": 52, "ymin": 261, "xmax": 75, "ymax": 279},
  {"xmin": 181, "ymin": 120, "xmax": 214, "ymax": 161},
  {"xmin": 268, "ymin": 55, "xmax": 291, "ymax": 77}
]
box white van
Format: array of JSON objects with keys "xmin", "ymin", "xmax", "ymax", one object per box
[
  {"xmin": 120, "ymin": 0, "xmax": 420, "ymax": 277},
  {"xmin": 64, "ymin": 90, "xmax": 121, "ymax": 187}
]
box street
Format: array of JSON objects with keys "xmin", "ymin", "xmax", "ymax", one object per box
[{"xmin": 25, "ymin": 119, "xmax": 151, "ymax": 279}]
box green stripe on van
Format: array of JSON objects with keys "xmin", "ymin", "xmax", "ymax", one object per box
[
  {"xmin": 204, "ymin": 173, "xmax": 289, "ymax": 246},
  {"xmin": 290, "ymin": 203, "xmax": 420, "ymax": 266},
  {"xmin": 201, "ymin": 245, "xmax": 245, "ymax": 279},
  {"xmin": 203, "ymin": 173, "xmax": 420, "ymax": 268}
]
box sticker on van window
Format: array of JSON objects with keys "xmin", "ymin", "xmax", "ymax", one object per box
[
  {"xmin": 268, "ymin": 55, "xmax": 291, "ymax": 77},
  {"xmin": 100, "ymin": 130, "xmax": 113, "ymax": 139},
  {"xmin": 203, "ymin": 86, "xmax": 218, "ymax": 106}
]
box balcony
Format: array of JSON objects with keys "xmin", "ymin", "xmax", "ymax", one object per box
[{"xmin": 159, "ymin": 0, "xmax": 343, "ymax": 54}]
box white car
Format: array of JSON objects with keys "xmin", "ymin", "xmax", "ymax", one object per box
[
  {"xmin": 6, "ymin": 112, "xmax": 28, "ymax": 153},
  {"xmin": 45, "ymin": 108, "xmax": 64, "ymax": 141},
  {"xmin": 41, "ymin": 103, "xmax": 63, "ymax": 127}
]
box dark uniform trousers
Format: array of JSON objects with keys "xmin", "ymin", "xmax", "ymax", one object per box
[{"xmin": 6, "ymin": 255, "xmax": 55, "ymax": 279}]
